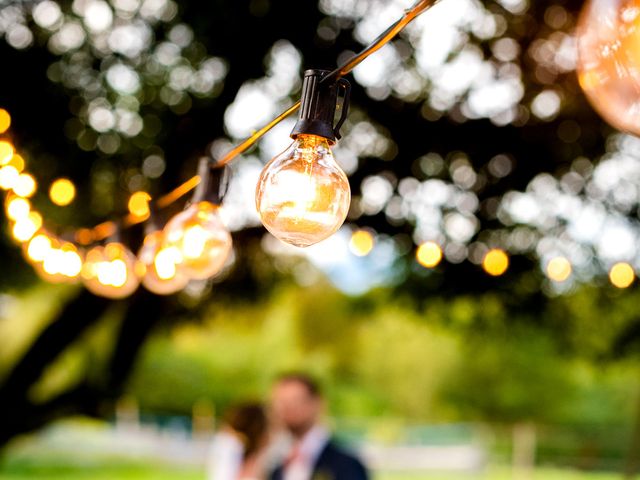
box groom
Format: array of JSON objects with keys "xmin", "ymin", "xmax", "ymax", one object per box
[{"xmin": 269, "ymin": 373, "xmax": 369, "ymax": 480}]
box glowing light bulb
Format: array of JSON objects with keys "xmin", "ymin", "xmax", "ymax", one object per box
[
  {"xmin": 0, "ymin": 165, "xmax": 19, "ymax": 190},
  {"xmin": 38, "ymin": 241, "xmax": 82, "ymax": 282},
  {"xmin": 483, "ymin": 249, "xmax": 509, "ymax": 276},
  {"xmin": 256, "ymin": 134, "xmax": 350, "ymax": 247},
  {"xmin": 128, "ymin": 191, "xmax": 151, "ymax": 219},
  {"xmin": 49, "ymin": 178, "xmax": 76, "ymax": 206},
  {"xmin": 0, "ymin": 141, "xmax": 13, "ymax": 164},
  {"xmin": 416, "ymin": 241, "xmax": 443, "ymax": 268},
  {"xmin": 0, "ymin": 109, "xmax": 11, "ymax": 134},
  {"xmin": 609, "ymin": 262, "xmax": 635, "ymax": 288},
  {"xmin": 12, "ymin": 173, "xmax": 36, "ymax": 198},
  {"xmin": 6, "ymin": 196, "xmax": 30, "ymax": 220},
  {"xmin": 82, "ymin": 242, "xmax": 140, "ymax": 298},
  {"xmin": 12, "ymin": 211, "xmax": 42, "ymax": 242},
  {"xmin": 138, "ymin": 230, "xmax": 188, "ymax": 295},
  {"xmin": 26, "ymin": 233, "xmax": 52, "ymax": 262},
  {"xmin": 577, "ymin": 0, "xmax": 640, "ymax": 134},
  {"xmin": 164, "ymin": 202, "xmax": 232, "ymax": 280}
]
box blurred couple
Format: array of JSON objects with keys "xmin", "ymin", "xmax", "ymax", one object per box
[{"xmin": 207, "ymin": 373, "xmax": 369, "ymax": 480}]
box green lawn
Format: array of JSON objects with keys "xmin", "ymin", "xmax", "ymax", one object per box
[{"xmin": 0, "ymin": 463, "xmax": 626, "ymax": 480}]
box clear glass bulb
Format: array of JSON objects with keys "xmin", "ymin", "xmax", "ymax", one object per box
[
  {"xmin": 163, "ymin": 201, "xmax": 232, "ymax": 280},
  {"xmin": 577, "ymin": 0, "xmax": 640, "ymax": 134},
  {"xmin": 82, "ymin": 242, "xmax": 140, "ymax": 298},
  {"xmin": 138, "ymin": 231, "xmax": 189, "ymax": 295},
  {"xmin": 255, "ymin": 134, "xmax": 351, "ymax": 247}
]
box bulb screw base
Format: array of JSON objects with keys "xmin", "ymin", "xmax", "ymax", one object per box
[{"xmin": 290, "ymin": 69, "xmax": 351, "ymax": 144}]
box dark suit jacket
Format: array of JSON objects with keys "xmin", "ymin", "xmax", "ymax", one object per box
[{"xmin": 270, "ymin": 440, "xmax": 369, "ymax": 480}]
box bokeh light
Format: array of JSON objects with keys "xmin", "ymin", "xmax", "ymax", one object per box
[
  {"xmin": 49, "ymin": 178, "xmax": 76, "ymax": 206},
  {"xmin": 0, "ymin": 140, "xmax": 13, "ymax": 164},
  {"xmin": 546, "ymin": 256, "xmax": 572, "ymax": 282},
  {"xmin": 0, "ymin": 166, "xmax": 19, "ymax": 190},
  {"xmin": 26, "ymin": 233, "xmax": 52, "ymax": 262},
  {"xmin": 416, "ymin": 241, "xmax": 443, "ymax": 269},
  {"xmin": 349, "ymin": 229, "xmax": 375, "ymax": 257},
  {"xmin": 6, "ymin": 196, "xmax": 30, "ymax": 220},
  {"xmin": 0, "ymin": 109, "xmax": 11, "ymax": 134},
  {"xmin": 12, "ymin": 173, "xmax": 36, "ymax": 197},
  {"xmin": 128, "ymin": 191, "xmax": 151, "ymax": 219},
  {"xmin": 12, "ymin": 211, "xmax": 43, "ymax": 242},
  {"xmin": 482, "ymin": 249, "xmax": 509, "ymax": 276},
  {"xmin": 609, "ymin": 262, "xmax": 635, "ymax": 289}
]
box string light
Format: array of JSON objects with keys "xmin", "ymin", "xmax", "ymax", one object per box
[
  {"xmin": 0, "ymin": 109, "xmax": 10, "ymax": 134},
  {"xmin": 0, "ymin": 165, "xmax": 19, "ymax": 190},
  {"xmin": 11, "ymin": 211, "xmax": 42, "ymax": 242},
  {"xmin": 482, "ymin": 249, "xmax": 509, "ymax": 277},
  {"xmin": 163, "ymin": 160, "xmax": 232, "ymax": 280},
  {"xmin": 82, "ymin": 242, "xmax": 140, "ymax": 299},
  {"xmin": 416, "ymin": 241, "xmax": 443, "ymax": 269},
  {"xmin": 5, "ymin": 196, "xmax": 30, "ymax": 220},
  {"xmin": 609, "ymin": 262, "xmax": 635, "ymax": 289},
  {"xmin": 349, "ymin": 229, "xmax": 375, "ymax": 257},
  {"xmin": 546, "ymin": 257, "xmax": 572, "ymax": 283},
  {"xmin": 49, "ymin": 178, "xmax": 76, "ymax": 206},
  {"xmin": 128, "ymin": 192, "xmax": 152, "ymax": 220},
  {"xmin": 256, "ymin": 72, "xmax": 351, "ymax": 248},
  {"xmin": 0, "ymin": 140, "xmax": 13, "ymax": 164},
  {"xmin": 577, "ymin": 0, "xmax": 640, "ymax": 135},
  {"xmin": 12, "ymin": 173, "xmax": 36, "ymax": 198},
  {"xmin": 138, "ymin": 230, "xmax": 188, "ymax": 295}
]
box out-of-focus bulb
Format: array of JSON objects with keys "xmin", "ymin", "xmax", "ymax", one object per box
[
  {"xmin": 163, "ymin": 202, "xmax": 232, "ymax": 280},
  {"xmin": 256, "ymin": 134, "xmax": 350, "ymax": 247},
  {"xmin": 12, "ymin": 211, "xmax": 42, "ymax": 242},
  {"xmin": 82, "ymin": 242, "xmax": 140, "ymax": 298},
  {"xmin": 6, "ymin": 196, "xmax": 30, "ymax": 220},
  {"xmin": 577, "ymin": 0, "xmax": 640, "ymax": 134},
  {"xmin": 138, "ymin": 231, "xmax": 189, "ymax": 295},
  {"xmin": 26, "ymin": 233, "xmax": 52, "ymax": 262}
]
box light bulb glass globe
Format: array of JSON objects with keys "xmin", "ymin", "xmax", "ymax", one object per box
[
  {"xmin": 577, "ymin": 0, "xmax": 640, "ymax": 134},
  {"xmin": 138, "ymin": 231, "xmax": 189, "ymax": 295},
  {"xmin": 255, "ymin": 134, "xmax": 351, "ymax": 247},
  {"xmin": 82, "ymin": 242, "xmax": 140, "ymax": 298},
  {"xmin": 163, "ymin": 201, "xmax": 232, "ymax": 280}
]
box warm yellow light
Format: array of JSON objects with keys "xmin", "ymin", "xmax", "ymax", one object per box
[
  {"xmin": 416, "ymin": 241, "xmax": 443, "ymax": 268},
  {"xmin": 138, "ymin": 231, "xmax": 188, "ymax": 295},
  {"xmin": 128, "ymin": 191, "xmax": 152, "ymax": 219},
  {"xmin": 82, "ymin": 242, "xmax": 140, "ymax": 298},
  {"xmin": 12, "ymin": 211, "xmax": 43, "ymax": 242},
  {"xmin": 12, "ymin": 173, "xmax": 36, "ymax": 198},
  {"xmin": 164, "ymin": 202, "xmax": 232, "ymax": 280},
  {"xmin": 6, "ymin": 197, "xmax": 30, "ymax": 220},
  {"xmin": 49, "ymin": 178, "xmax": 76, "ymax": 206},
  {"xmin": 349, "ymin": 229, "xmax": 375, "ymax": 257},
  {"xmin": 483, "ymin": 249, "xmax": 509, "ymax": 276},
  {"xmin": 6, "ymin": 154, "xmax": 24, "ymax": 173},
  {"xmin": 154, "ymin": 246, "xmax": 182, "ymax": 280},
  {"xmin": 577, "ymin": 0, "xmax": 640, "ymax": 135},
  {"xmin": 0, "ymin": 109, "xmax": 10, "ymax": 134},
  {"xmin": 546, "ymin": 256, "xmax": 572, "ymax": 282},
  {"xmin": 27, "ymin": 234, "xmax": 52, "ymax": 262},
  {"xmin": 0, "ymin": 165, "xmax": 19, "ymax": 190},
  {"xmin": 256, "ymin": 134, "xmax": 351, "ymax": 248},
  {"xmin": 182, "ymin": 224, "xmax": 207, "ymax": 259},
  {"xmin": 609, "ymin": 262, "xmax": 635, "ymax": 289},
  {"xmin": 0, "ymin": 141, "xmax": 13, "ymax": 164}
]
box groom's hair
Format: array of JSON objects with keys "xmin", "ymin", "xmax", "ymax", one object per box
[{"xmin": 275, "ymin": 372, "xmax": 322, "ymax": 398}]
